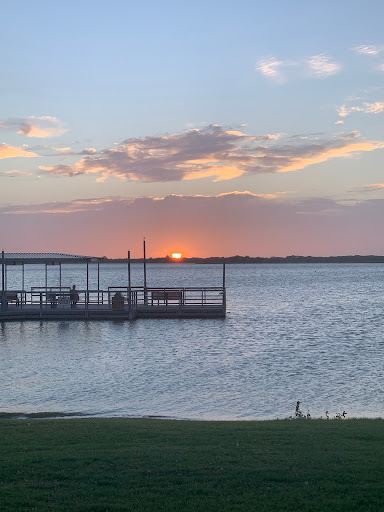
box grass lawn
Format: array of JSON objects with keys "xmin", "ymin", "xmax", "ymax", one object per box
[{"xmin": 0, "ymin": 418, "xmax": 383, "ymax": 511}]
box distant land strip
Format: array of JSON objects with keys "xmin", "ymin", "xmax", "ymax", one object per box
[{"xmin": 100, "ymin": 255, "xmax": 384, "ymax": 264}]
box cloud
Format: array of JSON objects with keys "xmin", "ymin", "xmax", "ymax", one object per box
[
  {"xmin": 337, "ymin": 101, "xmax": 384, "ymax": 118},
  {"xmin": 0, "ymin": 197, "xmax": 113, "ymax": 215},
  {"xmin": 353, "ymin": 183, "xmax": 384, "ymax": 193},
  {"xmin": 39, "ymin": 125, "xmax": 384, "ymax": 182},
  {"xmin": 53, "ymin": 147, "xmax": 72, "ymax": 153},
  {"xmin": 80, "ymin": 148, "xmax": 97, "ymax": 155},
  {"xmin": 307, "ymin": 55, "xmax": 341, "ymax": 77},
  {"xmin": 353, "ymin": 45, "xmax": 382, "ymax": 56},
  {"xmin": 0, "ymin": 116, "xmax": 67, "ymax": 138},
  {"xmin": 0, "ymin": 143, "xmax": 38, "ymax": 159},
  {"xmin": 2, "ymin": 193, "xmax": 384, "ymax": 258},
  {"xmin": 0, "ymin": 169, "xmax": 34, "ymax": 178},
  {"xmin": 0, "ymin": 193, "xmax": 286, "ymax": 215},
  {"xmin": 256, "ymin": 57, "xmax": 284, "ymax": 82},
  {"xmin": 256, "ymin": 54, "xmax": 341, "ymax": 82}
]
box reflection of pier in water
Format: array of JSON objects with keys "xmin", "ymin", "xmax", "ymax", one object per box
[{"xmin": 0, "ymin": 251, "xmax": 226, "ymax": 322}]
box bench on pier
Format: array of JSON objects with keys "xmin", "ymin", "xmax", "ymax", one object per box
[
  {"xmin": 151, "ymin": 290, "xmax": 183, "ymax": 305},
  {"xmin": 6, "ymin": 292, "xmax": 20, "ymax": 306}
]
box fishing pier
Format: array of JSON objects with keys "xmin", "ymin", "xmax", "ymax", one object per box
[{"xmin": 0, "ymin": 250, "xmax": 226, "ymax": 322}]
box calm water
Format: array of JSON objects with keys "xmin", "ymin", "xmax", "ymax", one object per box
[{"xmin": 1, "ymin": 263, "xmax": 383, "ymax": 420}]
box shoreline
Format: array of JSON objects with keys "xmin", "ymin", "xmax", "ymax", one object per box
[{"xmin": 1, "ymin": 411, "xmax": 383, "ymax": 421}]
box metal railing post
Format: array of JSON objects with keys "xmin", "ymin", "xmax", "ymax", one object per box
[
  {"xmin": 1, "ymin": 250, "xmax": 6, "ymax": 312},
  {"xmin": 85, "ymin": 291, "xmax": 89, "ymax": 318}
]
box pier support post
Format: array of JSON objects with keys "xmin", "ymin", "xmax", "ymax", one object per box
[
  {"xmin": 44, "ymin": 263, "xmax": 47, "ymax": 296},
  {"xmin": 143, "ymin": 239, "xmax": 148, "ymax": 305},
  {"xmin": 21, "ymin": 262, "xmax": 24, "ymax": 308},
  {"xmin": 1, "ymin": 250, "xmax": 6, "ymax": 312},
  {"xmin": 222, "ymin": 263, "xmax": 226, "ymax": 314},
  {"xmin": 97, "ymin": 261, "xmax": 100, "ymax": 304},
  {"xmin": 128, "ymin": 250, "xmax": 131, "ymax": 314}
]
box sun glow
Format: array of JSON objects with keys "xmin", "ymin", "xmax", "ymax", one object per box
[{"xmin": 171, "ymin": 252, "xmax": 182, "ymax": 260}]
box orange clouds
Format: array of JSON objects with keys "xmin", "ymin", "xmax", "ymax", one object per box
[
  {"xmin": 0, "ymin": 143, "xmax": 37, "ymax": 159},
  {"xmin": 276, "ymin": 140, "xmax": 384, "ymax": 173},
  {"xmin": 0, "ymin": 116, "xmax": 67, "ymax": 138},
  {"xmin": 38, "ymin": 126, "xmax": 384, "ymax": 183}
]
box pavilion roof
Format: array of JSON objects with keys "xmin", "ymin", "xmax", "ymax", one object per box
[{"xmin": 1, "ymin": 252, "xmax": 96, "ymax": 265}]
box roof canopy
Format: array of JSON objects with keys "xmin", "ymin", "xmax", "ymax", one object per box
[{"xmin": 1, "ymin": 252, "xmax": 96, "ymax": 265}]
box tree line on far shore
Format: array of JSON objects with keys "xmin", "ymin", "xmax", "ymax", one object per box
[{"xmin": 98, "ymin": 255, "xmax": 384, "ymax": 264}]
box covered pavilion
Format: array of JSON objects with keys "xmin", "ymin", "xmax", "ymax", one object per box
[{"xmin": 1, "ymin": 251, "xmax": 98, "ymax": 311}]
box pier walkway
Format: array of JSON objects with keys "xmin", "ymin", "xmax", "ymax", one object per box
[{"xmin": 0, "ymin": 287, "xmax": 226, "ymax": 322}]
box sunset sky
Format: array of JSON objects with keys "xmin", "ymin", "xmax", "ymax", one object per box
[{"xmin": 1, "ymin": 0, "xmax": 384, "ymax": 257}]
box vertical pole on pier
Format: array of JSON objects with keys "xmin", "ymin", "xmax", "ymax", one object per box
[
  {"xmin": 97, "ymin": 261, "xmax": 100, "ymax": 304},
  {"xmin": 1, "ymin": 250, "xmax": 6, "ymax": 312},
  {"xmin": 222, "ymin": 262, "xmax": 226, "ymax": 314},
  {"xmin": 143, "ymin": 238, "xmax": 147, "ymax": 305},
  {"xmin": 44, "ymin": 262, "xmax": 47, "ymax": 309},
  {"xmin": 59, "ymin": 263, "xmax": 62, "ymax": 290},
  {"xmin": 128, "ymin": 250, "xmax": 131, "ymax": 315},
  {"xmin": 22, "ymin": 262, "xmax": 25, "ymax": 307},
  {"xmin": 86, "ymin": 261, "xmax": 89, "ymax": 308}
]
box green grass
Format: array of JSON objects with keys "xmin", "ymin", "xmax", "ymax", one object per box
[{"xmin": 0, "ymin": 418, "xmax": 383, "ymax": 511}]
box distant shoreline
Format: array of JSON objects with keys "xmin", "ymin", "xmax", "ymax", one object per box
[{"xmin": 99, "ymin": 255, "xmax": 384, "ymax": 264}]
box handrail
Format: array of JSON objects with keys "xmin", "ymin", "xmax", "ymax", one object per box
[{"xmin": 1, "ymin": 286, "xmax": 226, "ymax": 311}]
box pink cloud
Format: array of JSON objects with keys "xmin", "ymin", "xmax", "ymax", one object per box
[{"xmin": 2, "ymin": 193, "xmax": 384, "ymax": 258}]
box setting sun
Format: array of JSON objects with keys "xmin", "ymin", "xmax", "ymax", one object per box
[{"xmin": 171, "ymin": 252, "xmax": 183, "ymax": 260}]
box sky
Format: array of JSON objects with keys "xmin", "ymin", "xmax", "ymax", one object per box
[{"xmin": 1, "ymin": 0, "xmax": 384, "ymax": 258}]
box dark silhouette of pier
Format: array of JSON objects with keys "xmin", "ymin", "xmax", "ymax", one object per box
[{"xmin": 0, "ymin": 250, "xmax": 226, "ymax": 322}]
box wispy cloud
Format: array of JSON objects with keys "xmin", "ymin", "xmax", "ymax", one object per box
[
  {"xmin": 353, "ymin": 45, "xmax": 382, "ymax": 56},
  {"xmin": 337, "ymin": 101, "xmax": 384, "ymax": 118},
  {"xmin": 0, "ymin": 197, "xmax": 114, "ymax": 215},
  {"xmin": 0, "ymin": 169, "xmax": 35, "ymax": 178},
  {"xmin": 256, "ymin": 54, "xmax": 341, "ymax": 82},
  {"xmin": 0, "ymin": 143, "xmax": 38, "ymax": 159},
  {"xmin": 49, "ymin": 147, "xmax": 96, "ymax": 156},
  {"xmin": 352, "ymin": 183, "xmax": 384, "ymax": 193},
  {"xmin": 0, "ymin": 116, "xmax": 67, "ymax": 138},
  {"xmin": 52, "ymin": 147, "xmax": 72, "ymax": 153},
  {"xmin": 39, "ymin": 125, "xmax": 384, "ymax": 182},
  {"xmin": 0, "ymin": 193, "xmax": 287, "ymax": 215},
  {"xmin": 256, "ymin": 57, "xmax": 284, "ymax": 83},
  {"xmin": 307, "ymin": 55, "xmax": 341, "ymax": 77}
]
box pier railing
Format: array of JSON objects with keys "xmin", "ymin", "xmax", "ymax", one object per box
[{"xmin": 2, "ymin": 286, "xmax": 226, "ymax": 311}]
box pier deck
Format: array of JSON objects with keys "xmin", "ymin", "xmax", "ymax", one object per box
[{"xmin": 0, "ymin": 287, "xmax": 226, "ymax": 322}]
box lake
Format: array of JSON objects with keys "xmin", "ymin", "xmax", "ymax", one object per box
[{"xmin": 1, "ymin": 263, "xmax": 383, "ymax": 420}]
